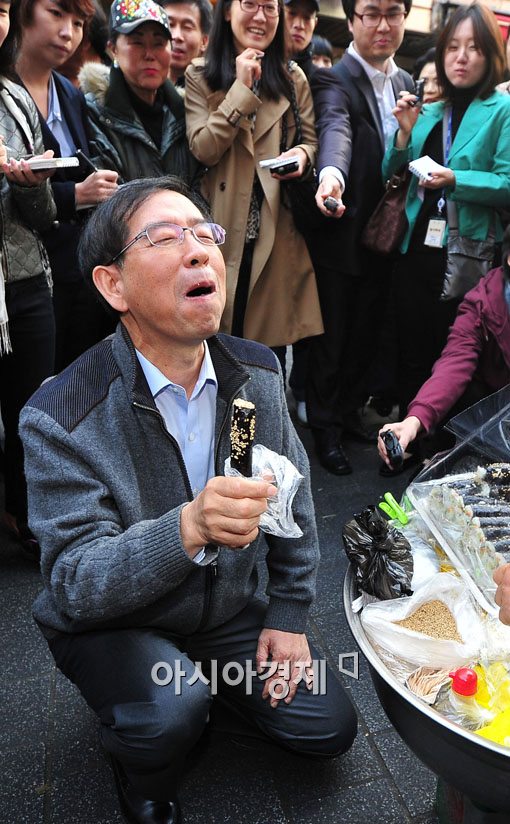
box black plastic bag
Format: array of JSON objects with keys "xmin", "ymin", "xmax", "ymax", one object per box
[{"xmin": 342, "ymin": 505, "xmax": 413, "ymax": 599}]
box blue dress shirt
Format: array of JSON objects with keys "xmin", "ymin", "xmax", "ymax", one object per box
[
  {"xmin": 46, "ymin": 73, "xmax": 77, "ymax": 157},
  {"xmin": 136, "ymin": 343, "xmax": 218, "ymax": 564}
]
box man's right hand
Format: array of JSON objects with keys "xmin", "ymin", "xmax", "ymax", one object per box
[
  {"xmin": 180, "ymin": 476, "xmax": 277, "ymax": 557},
  {"xmin": 315, "ymin": 174, "xmax": 345, "ymax": 218}
]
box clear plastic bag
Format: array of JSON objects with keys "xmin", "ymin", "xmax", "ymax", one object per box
[
  {"xmin": 480, "ymin": 617, "xmax": 510, "ymax": 664},
  {"xmin": 224, "ymin": 443, "xmax": 303, "ymax": 538},
  {"xmin": 361, "ymin": 573, "xmax": 485, "ymax": 671},
  {"xmin": 407, "ymin": 386, "xmax": 510, "ymax": 616},
  {"xmin": 402, "ymin": 514, "xmax": 441, "ymax": 591},
  {"xmin": 435, "ymin": 681, "xmax": 494, "ymax": 731}
]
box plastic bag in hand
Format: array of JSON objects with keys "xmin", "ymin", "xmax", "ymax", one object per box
[
  {"xmin": 225, "ymin": 444, "xmax": 303, "ymax": 538},
  {"xmin": 342, "ymin": 505, "xmax": 413, "ymax": 600}
]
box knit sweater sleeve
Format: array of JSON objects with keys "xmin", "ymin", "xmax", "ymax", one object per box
[
  {"xmin": 407, "ymin": 290, "xmax": 485, "ymax": 432},
  {"xmin": 262, "ymin": 365, "xmax": 319, "ymax": 634},
  {"xmin": 185, "ymin": 61, "xmax": 261, "ymax": 167},
  {"xmin": 20, "ymin": 407, "xmax": 201, "ymax": 624}
]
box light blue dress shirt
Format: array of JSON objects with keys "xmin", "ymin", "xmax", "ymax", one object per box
[
  {"xmin": 46, "ymin": 74, "xmax": 77, "ymax": 157},
  {"xmin": 348, "ymin": 43, "xmax": 399, "ymax": 150},
  {"xmin": 136, "ymin": 344, "xmax": 218, "ymax": 564}
]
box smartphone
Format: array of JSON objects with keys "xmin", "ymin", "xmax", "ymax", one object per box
[{"xmin": 259, "ymin": 155, "xmax": 299, "ymax": 175}]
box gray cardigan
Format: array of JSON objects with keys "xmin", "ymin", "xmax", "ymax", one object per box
[{"xmin": 20, "ymin": 326, "xmax": 318, "ymax": 637}]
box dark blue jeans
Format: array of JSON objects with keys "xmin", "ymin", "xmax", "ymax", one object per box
[
  {"xmin": 48, "ymin": 599, "xmax": 357, "ymax": 801},
  {"xmin": 0, "ymin": 275, "xmax": 55, "ymax": 524}
]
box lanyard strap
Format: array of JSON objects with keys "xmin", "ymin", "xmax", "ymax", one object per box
[
  {"xmin": 444, "ymin": 107, "xmax": 453, "ymax": 164},
  {"xmin": 438, "ymin": 107, "xmax": 453, "ymax": 222}
]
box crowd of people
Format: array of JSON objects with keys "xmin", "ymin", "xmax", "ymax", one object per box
[{"xmin": 4, "ymin": 0, "xmax": 510, "ymax": 821}]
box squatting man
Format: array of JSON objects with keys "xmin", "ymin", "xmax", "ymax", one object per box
[{"xmin": 20, "ymin": 177, "xmax": 357, "ymax": 824}]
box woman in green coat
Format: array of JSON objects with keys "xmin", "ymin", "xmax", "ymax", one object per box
[{"xmin": 382, "ymin": 2, "xmax": 510, "ymax": 421}]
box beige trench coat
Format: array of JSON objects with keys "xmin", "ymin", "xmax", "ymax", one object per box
[{"xmin": 185, "ymin": 59, "xmax": 323, "ymax": 347}]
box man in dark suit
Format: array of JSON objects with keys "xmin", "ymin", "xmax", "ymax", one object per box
[{"xmin": 306, "ymin": 0, "xmax": 413, "ymax": 474}]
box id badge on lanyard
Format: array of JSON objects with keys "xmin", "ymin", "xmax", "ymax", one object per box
[
  {"xmin": 424, "ymin": 108, "xmax": 451, "ymax": 248},
  {"xmin": 424, "ymin": 196, "xmax": 447, "ymax": 247}
]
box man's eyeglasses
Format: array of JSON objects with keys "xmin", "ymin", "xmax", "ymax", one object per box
[
  {"xmin": 235, "ymin": 0, "xmax": 280, "ymax": 18},
  {"xmin": 353, "ymin": 11, "xmax": 406, "ymax": 27},
  {"xmin": 110, "ymin": 221, "xmax": 226, "ymax": 264}
]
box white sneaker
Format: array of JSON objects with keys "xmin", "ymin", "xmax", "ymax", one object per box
[{"xmin": 296, "ymin": 401, "xmax": 308, "ymax": 426}]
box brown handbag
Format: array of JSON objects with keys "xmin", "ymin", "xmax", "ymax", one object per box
[{"xmin": 361, "ymin": 167, "xmax": 411, "ymax": 255}]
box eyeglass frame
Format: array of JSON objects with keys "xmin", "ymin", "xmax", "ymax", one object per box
[
  {"xmin": 234, "ymin": 0, "xmax": 280, "ymax": 18},
  {"xmin": 352, "ymin": 10, "xmax": 407, "ymax": 28},
  {"xmin": 109, "ymin": 221, "xmax": 227, "ymax": 265}
]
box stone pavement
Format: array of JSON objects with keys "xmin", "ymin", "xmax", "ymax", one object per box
[{"xmin": 0, "ymin": 409, "xmax": 440, "ymax": 824}]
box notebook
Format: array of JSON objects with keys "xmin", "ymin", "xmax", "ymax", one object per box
[
  {"xmin": 25, "ymin": 156, "xmax": 80, "ymax": 171},
  {"xmin": 408, "ymin": 155, "xmax": 445, "ymax": 181}
]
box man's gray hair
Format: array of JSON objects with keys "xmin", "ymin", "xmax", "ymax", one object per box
[{"xmin": 78, "ymin": 177, "xmax": 211, "ymax": 313}]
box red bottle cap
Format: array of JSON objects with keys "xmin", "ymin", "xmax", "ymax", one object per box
[{"xmin": 448, "ymin": 667, "xmax": 478, "ymax": 696}]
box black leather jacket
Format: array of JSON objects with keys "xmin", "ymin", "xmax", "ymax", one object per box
[{"xmin": 81, "ymin": 63, "xmax": 200, "ymax": 185}]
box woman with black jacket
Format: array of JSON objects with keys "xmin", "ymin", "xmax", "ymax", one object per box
[{"xmin": 79, "ymin": 0, "xmax": 199, "ymax": 185}]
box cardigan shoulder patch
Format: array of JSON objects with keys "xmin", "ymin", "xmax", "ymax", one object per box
[
  {"xmin": 27, "ymin": 338, "xmax": 120, "ymax": 433},
  {"xmin": 216, "ymin": 334, "xmax": 279, "ymax": 373}
]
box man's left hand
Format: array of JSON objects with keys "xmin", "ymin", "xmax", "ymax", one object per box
[{"xmin": 256, "ymin": 628, "xmax": 312, "ymax": 708}]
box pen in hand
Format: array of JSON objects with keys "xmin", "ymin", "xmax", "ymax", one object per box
[{"xmin": 76, "ymin": 149, "xmax": 99, "ymax": 173}]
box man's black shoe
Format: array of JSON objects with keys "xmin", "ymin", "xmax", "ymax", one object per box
[
  {"xmin": 342, "ymin": 411, "xmax": 378, "ymax": 444},
  {"xmin": 110, "ymin": 755, "xmax": 181, "ymax": 824},
  {"xmin": 313, "ymin": 429, "xmax": 352, "ymax": 475}
]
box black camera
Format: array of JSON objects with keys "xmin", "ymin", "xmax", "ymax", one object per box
[
  {"xmin": 413, "ymin": 78, "xmax": 425, "ymax": 107},
  {"xmin": 382, "ymin": 430, "xmax": 404, "ymax": 470},
  {"xmin": 324, "ymin": 196, "xmax": 339, "ymax": 213},
  {"xmin": 270, "ymin": 159, "xmax": 299, "ymax": 176}
]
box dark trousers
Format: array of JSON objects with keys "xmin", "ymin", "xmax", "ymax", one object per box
[
  {"xmin": 48, "ymin": 599, "xmax": 357, "ymax": 801},
  {"xmin": 393, "ymin": 249, "xmax": 459, "ymax": 419},
  {"xmin": 0, "ymin": 275, "xmax": 55, "ymax": 524},
  {"xmin": 306, "ymin": 232, "xmax": 392, "ymax": 431},
  {"xmin": 53, "ymin": 279, "xmax": 116, "ymax": 372},
  {"xmin": 289, "ymin": 338, "xmax": 310, "ymax": 403}
]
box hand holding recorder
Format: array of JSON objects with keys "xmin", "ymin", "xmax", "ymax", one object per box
[
  {"xmin": 259, "ymin": 148, "xmax": 308, "ymax": 180},
  {"xmin": 236, "ymin": 48, "xmax": 264, "ymax": 89}
]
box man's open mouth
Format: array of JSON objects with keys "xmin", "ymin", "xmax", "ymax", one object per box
[{"xmin": 186, "ymin": 283, "xmax": 215, "ymax": 297}]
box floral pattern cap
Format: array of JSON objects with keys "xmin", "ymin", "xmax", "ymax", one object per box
[{"xmin": 109, "ymin": 0, "xmax": 171, "ymax": 36}]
